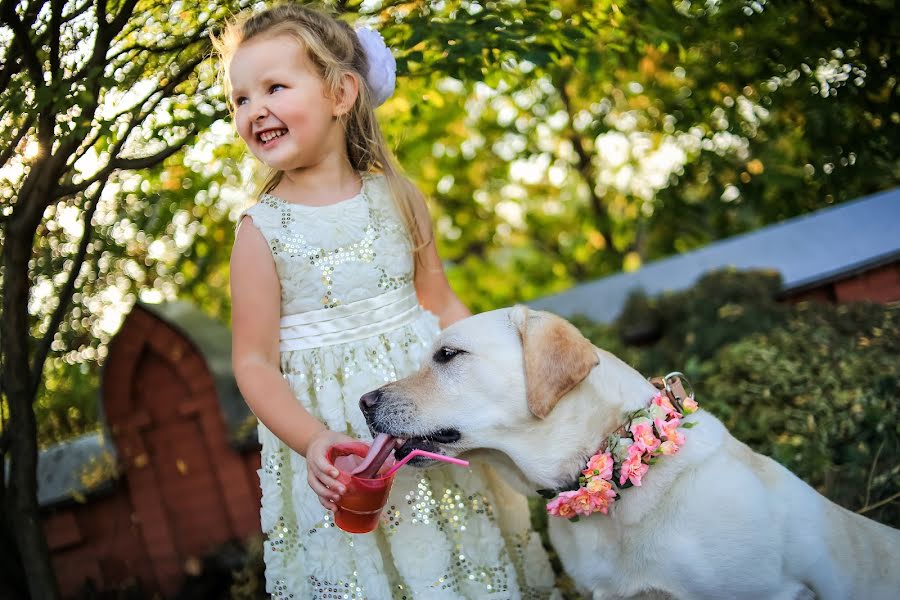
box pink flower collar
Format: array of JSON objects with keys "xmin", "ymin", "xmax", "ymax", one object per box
[{"xmin": 544, "ymin": 373, "xmax": 698, "ymax": 520}]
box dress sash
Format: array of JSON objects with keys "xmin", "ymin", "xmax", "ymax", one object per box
[{"xmin": 279, "ymin": 284, "xmax": 421, "ymax": 351}]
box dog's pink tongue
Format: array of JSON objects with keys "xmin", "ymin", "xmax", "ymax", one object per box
[{"xmin": 351, "ymin": 433, "xmax": 396, "ymax": 478}]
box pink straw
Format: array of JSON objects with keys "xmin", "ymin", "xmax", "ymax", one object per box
[{"xmin": 383, "ymin": 449, "xmax": 469, "ymax": 477}]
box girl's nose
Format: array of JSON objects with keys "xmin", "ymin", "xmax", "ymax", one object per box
[{"xmin": 251, "ymin": 102, "xmax": 269, "ymax": 121}]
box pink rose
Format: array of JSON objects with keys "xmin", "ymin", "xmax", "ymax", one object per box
[
  {"xmin": 582, "ymin": 452, "xmax": 614, "ymax": 480},
  {"xmin": 655, "ymin": 417, "xmax": 685, "ymax": 446},
  {"xmin": 570, "ymin": 488, "xmax": 597, "ymax": 516},
  {"xmin": 585, "ymin": 476, "xmax": 607, "ymax": 493},
  {"xmin": 589, "ymin": 479, "xmax": 618, "ymax": 515},
  {"xmin": 630, "ymin": 421, "xmax": 661, "ymax": 453},
  {"xmin": 682, "ymin": 397, "xmax": 699, "ymax": 414},
  {"xmin": 657, "ymin": 440, "xmax": 679, "ymax": 455},
  {"xmin": 619, "ymin": 444, "xmax": 649, "ymax": 486},
  {"xmin": 547, "ymin": 490, "xmax": 579, "ymax": 518},
  {"xmin": 651, "ymin": 392, "xmax": 681, "ymax": 418}
]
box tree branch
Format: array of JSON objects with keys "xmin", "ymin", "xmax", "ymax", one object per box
[
  {"xmin": 112, "ymin": 139, "xmax": 192, "ymax": 171},
  {"xmin": 554, "ymin": 68, "xmax": 621, "ymax": 261},
  {"xmin": 62, "ymin": 0, "xmax": 93, "ymax": 24},
  {"xmin": 94, "ymin": 0, "xmax": 106, "ymax": 31},
  {"xmin": 105, "ymin": 37, "xmax": 201, "ymax": 64},
  {"xmin": 88, "ymin": 0, "xmax": 140, "ymax": 84},
  {"xmin": 108, "ymin": 58, "xmax": 191, "ymax": 122},
  {"xmin": 0, "ymin": 0, "xmax": 88, "ymax": 90},
  {"xmin": 59, "ymin": 53, "xmax": 204, "ymax": 196},
  {"xmin": 0, "ymin": 113, "xmax": 36, "ymax": 169},
  {"xmin": 107, "ymin": 51, "xmax": 205, "ymax": 139},
  {"xmin": 0, "ymin": 0, "xmax": 15, "ymax": 21},
  {"xmin": 0, "ymin": 39, "xmax": 23, "ymax": 92},
  {"xmin": 863, "ymin": 439, "xmax": 885, "ymax": 509},
  {"xmin": 49, "ymin": 0, "xmax": 62, "ymax": 83},
  {"xmin": 107, "ymin": 0, "xmax": 140, "ymax": 39},
  {"xmin": 60, "ymin": 130, "xmax": 193, "ymax": 198},
  {"xmin": 857, "ymin": 490, "xmax": 900, "ymax": 515},
  {"xmin": 14, "ymin": 134, "xmax": 82, "ymax": 231},
  {"xmin": 70, "ymin": 53, "xmax": 213, "ymax": 168},
  {"xmin": 30, "ymin": 184, "xmax": 105, "ymax": 396},
  {"xmin": 0, "ymin": 1, "xmax": 44, "ymax": 84},
  {"xmin": 63, "ymin": 56, "xmax": 166, "ymax": 171}
]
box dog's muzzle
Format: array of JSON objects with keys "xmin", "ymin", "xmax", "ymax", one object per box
[
  {"xmin": 359, "ymin": 389, "xmax": 382, "ymax": 426},
  {"xmin": 359, "ymin": 388, "xmax": 462, "ymax": 460}
]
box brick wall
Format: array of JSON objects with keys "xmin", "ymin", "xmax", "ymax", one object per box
[{"xmin": 789, "ymin": 263, "xmax": 900, "ymax": 304}]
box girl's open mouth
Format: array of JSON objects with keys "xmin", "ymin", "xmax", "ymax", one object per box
[{"xmin": 258, "ymin": 128, "xmax": 287, "ymax": 146}]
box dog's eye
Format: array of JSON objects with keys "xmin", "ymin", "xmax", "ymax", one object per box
[{"xmin": 433, "ymin": 346, "xmax": 464, "ymax": 364}]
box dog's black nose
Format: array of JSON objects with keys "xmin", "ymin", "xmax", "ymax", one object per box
[{"xmin": 359, "ymin": 390, "xmax": 381, "ymax": 416}]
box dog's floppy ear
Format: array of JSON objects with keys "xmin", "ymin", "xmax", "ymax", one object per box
[{"xmin": 510, "ymin": 305, "xmax": 599, "ymax": 419}]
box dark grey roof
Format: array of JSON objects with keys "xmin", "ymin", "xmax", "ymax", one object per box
[
  {"xmin": 36, "ymin": 432, "xmax": 118, "ymax": 508},
  {"xmin": 139, "ymin": 301, "xmax": 257, "ymax": 449},
  {"xmin": 531, "ymin": 186, "xmax": 900, "ymax": 323}
]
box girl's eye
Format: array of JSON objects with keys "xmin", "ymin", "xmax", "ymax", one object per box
[
  {"xmin": 269, "ymin": 84, "xmax": 284, "ymax": 93},
  {"xmin": 433, "ymin": 347, "xmax": 464, "ymax": 364},
  {"xmin": 234, "ymin": 97, "xmax": 248, "ymax": 106}
]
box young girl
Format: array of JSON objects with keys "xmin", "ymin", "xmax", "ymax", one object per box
[{"xmin": 215, "ymin": 4, "xmax": 558, "ymax": 599}]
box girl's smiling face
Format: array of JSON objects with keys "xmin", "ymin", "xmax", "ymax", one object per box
[{"xmin": 228, "ymin": 34, "xmax": 344, "ymax": 171}]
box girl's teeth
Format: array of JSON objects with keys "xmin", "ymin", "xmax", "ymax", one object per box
[{"xmin": 260, "ymin": 130, "xmax": 286, "ymax": 143}]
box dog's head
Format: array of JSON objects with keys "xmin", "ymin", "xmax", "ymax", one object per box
[{"xmin": 360, "ymin": 306, "xmax": 604, "ymax": 486}]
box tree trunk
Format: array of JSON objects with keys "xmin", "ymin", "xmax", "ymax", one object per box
[
  {"xmin": 0, "ymin": 505, "xmax": 29, "ymax": 598},
  {"xmin": 2, "ymin": 205, "xmax": 61, "ymax": 600}
]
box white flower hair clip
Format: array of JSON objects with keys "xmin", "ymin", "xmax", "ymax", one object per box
[{"xmin": 355, "ymin": 26, "xmax": 396, "ymax": 107}]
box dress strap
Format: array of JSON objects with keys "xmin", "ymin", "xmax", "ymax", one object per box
[{"xmin": 279, "ymin": 284, "xmax": 421, "ymax": 351}]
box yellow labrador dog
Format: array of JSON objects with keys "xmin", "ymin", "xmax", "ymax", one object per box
[{"xmin": 360, "ymin": 306, "xmax": 900, "ymax": 600}]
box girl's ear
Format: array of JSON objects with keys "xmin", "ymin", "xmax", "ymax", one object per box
[{"xmin": 333, "ymin": 72, "xmax": 360, "ymax": 118}]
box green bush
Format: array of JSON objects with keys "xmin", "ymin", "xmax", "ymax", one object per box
[
  {"xmin": 701, "ymin": 303, "xmax": 899, "ymax": 526},
  {"xmin": 569, "ymin": 270, "xmax": 899, "ymax": 528}
]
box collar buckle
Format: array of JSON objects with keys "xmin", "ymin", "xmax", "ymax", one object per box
[{"xmin": 650, "ymin": 372, "xmax": 694, "ymax": 414}]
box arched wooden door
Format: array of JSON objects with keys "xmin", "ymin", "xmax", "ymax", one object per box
[{"xmin": 104, "ymin": 307, "xmax": 236, "ymax": 596}]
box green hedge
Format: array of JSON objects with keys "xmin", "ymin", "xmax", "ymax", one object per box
[{"xmin": 569, "ymin": 269, "xmax": 899, "ymax": 528}]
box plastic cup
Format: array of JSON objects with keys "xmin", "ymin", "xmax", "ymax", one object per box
[{"xmin": 327, "ymin": 442, "xmax": 395, "ymax": 534}]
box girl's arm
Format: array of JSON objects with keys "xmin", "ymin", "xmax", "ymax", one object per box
[
  {"xmin": 231, "ymin": 217, "xmax": 352, "ymax": 509},
  {"xmin": 410, "ymin": 193, "xmax": 471, "ymax": 328}
]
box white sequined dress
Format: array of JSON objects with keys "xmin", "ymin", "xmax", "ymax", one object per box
[{"xmin": 241, "ymin": 174, "xmax": 560, "ymax": 600}]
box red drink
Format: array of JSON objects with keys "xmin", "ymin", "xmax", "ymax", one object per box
[{"xmin": 327, "ymin": 443, "xmax": 395, "ymax": 534}]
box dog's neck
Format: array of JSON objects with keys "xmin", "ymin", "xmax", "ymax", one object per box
[
  {"xmin": 485, "ymin": 349, "xmax": 661, "ymax": 493},
  {"xmin": 544, "ymin": 352, "xmax": 727, "ymax": 524},
  {"xmin": 469, "ymin": 349, "xmax": 727, "ymax": 525},
  {"xmin": 545, "ymin": 349, "xmax": 660, "ymax": 487}
]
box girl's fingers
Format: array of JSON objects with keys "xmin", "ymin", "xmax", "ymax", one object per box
[
  {"xmin": 309, "ymin": 470, "xmax": 339, "ymax": 510},
  {"xmin": 312, "ymin": 464, "xmax": 345, "ymax": 494},
  {"xmin": 307, "ymin": 473, "xmax": 337, "ymax": 500},
  {"xmin": 314, "ymin": 456, "xmax": 340, "ymax": 480}
]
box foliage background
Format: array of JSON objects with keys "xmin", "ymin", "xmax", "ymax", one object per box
[{"xmin": 4, "ymin": 0, "xmax": 896, "ymax": 447}]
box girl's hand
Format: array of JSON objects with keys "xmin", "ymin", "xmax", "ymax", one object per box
[{"xmin": 305, "ymin": 429, "xmax": 356, "ymax": 511}]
